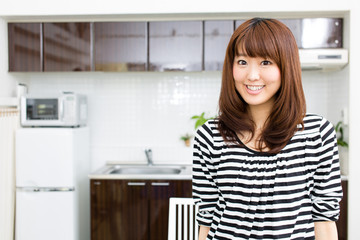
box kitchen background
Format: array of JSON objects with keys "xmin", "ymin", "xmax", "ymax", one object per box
[
  {"xmin": 1, "ymin": 0, "xmax": 360, "ymax": 239},
  {"xmin": 14, "ymin": 69, "xmax": 348, "ymax": 172}
]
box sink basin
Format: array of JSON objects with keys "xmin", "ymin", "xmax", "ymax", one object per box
[
  {"xmin": 89, "ymin": 164, "xmax": 192, "ymax": 179},
  {"xmin": 108, "ymin": 166, "xmax": 183, "ymax": 175}
]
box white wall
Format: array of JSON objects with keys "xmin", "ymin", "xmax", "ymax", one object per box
[{"xmin": 0, "ymin": 0, "xmax": 351, "ymax": 18}]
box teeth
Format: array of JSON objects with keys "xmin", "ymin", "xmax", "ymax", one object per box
[{"xmin": 247, "ymin": 85, "xmax": 264, "ymax": 91}]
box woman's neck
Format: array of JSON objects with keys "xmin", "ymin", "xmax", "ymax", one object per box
[
  {"xmin": 248, "ymin": 102, "xmax": 273, "ymax": 130},
  {"xmin": 236, "ymin": 99, "xmax": 275, "ymax": 151}
]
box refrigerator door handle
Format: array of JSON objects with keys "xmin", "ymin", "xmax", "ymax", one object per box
[{"xmin": 17, "ymin": 187, "xmax": 75, "ymax": 192}]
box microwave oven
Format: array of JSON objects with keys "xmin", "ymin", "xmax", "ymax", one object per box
[{"xmin": 20, "ymin": 93, "xmax": 87, "ymax": 127}]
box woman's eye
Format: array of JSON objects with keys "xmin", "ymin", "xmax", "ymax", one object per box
[
  {"xmin": 237, "ymin": 60, "xmax": 247, "ymax": 65},
  {"xmin": 261, "ymin": 60, "xmax": 272, "ymax": 65}
]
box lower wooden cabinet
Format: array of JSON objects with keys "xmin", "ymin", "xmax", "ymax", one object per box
[
  {"xmin": 91, "ymin": 179, "xmax": 192, "ymax": 240},
  {"xmin": 336, "ymin": 179, "xmax": 348, "ymax": 240},
  {"xmin": 90, "ymin": 180, "xmax": 116, "ymax": 240}
]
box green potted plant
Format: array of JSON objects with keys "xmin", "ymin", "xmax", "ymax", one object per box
[
  {"xmin": 191, "ymin": 112, "xmax": 215, "ymax": 130},
  {"xmin": 179, "ymin": 112, "xmax": 215, "ymax": 147},
  {"xmin": 335, "ymin": 121, "xmax": 348, "ymax": 148},
  {"xmin": 180, "ymin": 133, "xmax": 193, "ymax": 147}
]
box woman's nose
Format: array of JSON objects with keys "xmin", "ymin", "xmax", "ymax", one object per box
[{"xmin": 247, "ymin": 65, "xmax": 260, "ymax": 81}]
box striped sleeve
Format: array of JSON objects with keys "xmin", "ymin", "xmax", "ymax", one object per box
[
  {"xmin": 192, "ymin": 122, "xmax": 218, "ymax": 227},
  {"xmin": 311, "ymin": 118, "xmax": 343, "ymax": 222}
]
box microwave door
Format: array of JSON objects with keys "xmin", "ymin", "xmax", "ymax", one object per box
[
  {"xmin": 29, "ymin": 98, "xmax": 59, "ymax": 120},
  {"xmin": 22, "ymin": 98, "xmax": 63, "ymax": 126}
]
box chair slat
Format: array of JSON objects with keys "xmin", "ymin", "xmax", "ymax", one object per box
[
  {"xmin": 184, "ymin": 204, "xmax": 189, "ymax": 240},
  {"xmin": 177, "ymin": 204, "xmax": 182, "ymax": 240},
  {"xmin": 168, "ymin": 198, "xmax": 198, "ymax": 240},
  {"xmin": 189, "ymin": 204, "xmax": 194, "ymax": 240}
]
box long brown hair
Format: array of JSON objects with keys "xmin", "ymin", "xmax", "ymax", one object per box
[{"xmin": 218, "ymin": 17, "xmax": 306, "ymax": 154}]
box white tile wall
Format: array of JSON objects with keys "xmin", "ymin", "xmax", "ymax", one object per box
[
  {"xmin": 19, "ymin": 69, "xmax": 348, "ymax": 171},
  {"xmin": 302, "ymin": 68, "xmax": 349, "ymax": 126},
  {"xmin": 22, "ymin": 72, "xmax": 221, "ymax": 170}
]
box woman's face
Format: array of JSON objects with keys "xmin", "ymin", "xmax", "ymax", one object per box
[{"xmin": 233, "ymin": 52, "xmax": 281, "ymax": 110}]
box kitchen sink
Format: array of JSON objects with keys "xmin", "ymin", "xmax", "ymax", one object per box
[
  {"xmin": 89, "ymin": 164, "xmax": 192, "ymax": 179},
  {"xmin": 108, "ymin": 165, "xmax": 184, "ymax": 175}
]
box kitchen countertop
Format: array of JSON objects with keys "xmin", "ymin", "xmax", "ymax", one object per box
[
  {"xmin": 89, "ymin": 164, "xmax": 348, "ymax": 181},
  {"xmin": 88, "ymin": 163, "xmax": 192, "ymax": 180}
]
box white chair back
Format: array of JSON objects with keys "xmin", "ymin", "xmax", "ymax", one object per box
[{"xmin": 168, "ymin": 197, "xmax": 199, "ymax": 240}]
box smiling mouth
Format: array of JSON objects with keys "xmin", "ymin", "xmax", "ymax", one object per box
[{"xmin": 246, "ymin": 85, "xmax": 264, "ymax": 91}]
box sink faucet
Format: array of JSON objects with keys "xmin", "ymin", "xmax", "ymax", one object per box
[{"xmin": 145, "ymin": 149, "xmax": 153, "ymax": 166}]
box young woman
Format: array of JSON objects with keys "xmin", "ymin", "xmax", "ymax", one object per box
[{"xmin": 192, "ymin": 18, "xmax": 342, "ymax": 240}]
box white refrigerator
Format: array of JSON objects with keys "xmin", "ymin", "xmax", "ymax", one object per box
[{"xmin": 15, "ymin": 127, "xmax": 90, "ymax": 240}]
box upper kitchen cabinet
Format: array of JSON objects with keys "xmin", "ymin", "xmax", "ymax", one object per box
[
  {"xmin": 204, "ymin": 20, "xmax": 234, "ymax": 71},
  {"xmin": 8, "ymin": 23, "xmax": 42, "ymax": 72},
  {"xmin": 280, "ymin": 18, "xmax": 343, "ymax": 48},
  {"xmin": 149, "ymin": 21, "xmax": 202, "ymax": 72},
  {"xmin": 94, "ymin": 22, "xmax": 147, "ymax": 72},
  {"xmin": 43, "ymin": 23, "xmax": 91, "ymax": 71},
  {"xmin": 236, "ymin": 18, "xmax": 343, "ymax": 49}
]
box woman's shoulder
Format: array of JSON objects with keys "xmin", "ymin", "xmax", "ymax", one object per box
[
  {"xmin": 303, "ymin": 113, "xmax": 323, "ymax": 125},
  {"xmin": 197, "ymin": 118, "xmax": 218, "ymax": 131},
  {"xmin": 194, "ymin": 118, "xmax": 220, "ymax": 143},
  {"xmin": 303, "ymin": 113, "xmax": 332, "ymax": 125},
  {"xmin": 299, "ymin": 113, "xmax": 334, "ymax": 135},
  {"xmin": 203, "ymin": 118, "xmax": 219, "ymax": 128}
]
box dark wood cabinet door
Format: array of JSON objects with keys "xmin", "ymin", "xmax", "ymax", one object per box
[
  {"xmin": 336, "ymin": 180, "xmax": 348, "ymax": 240},
  {"xmin": 149, "ymin": 180, "xmax": 192, "ymax": 240},
  {"xmin": 91, "ymin": 179, "xmax": 192, "ymax": 240},
  {"xmin": 149, "ymin": 21, "xmax": 202, "ymax": 72},
  {"xmin": 91, "ymin": 180, "xmax": 116, "ymax": 240},
  {"xmin": 114, "ymin": 180, "xmax": 149, "ymax": 240},
  {"xmin": 94, "ymin": 22, "xmax": 147, "ymax": 72},
  {"xmin": 8, "ymin": 23, "xmax": 42, "ymax": 72},
  {"xmin": 43, "ymin": 22, "xmax": 91, "ymax": 71},
  {"xmin": 204, "ymin": 20, "xmax": 234, "ymax": 71}
]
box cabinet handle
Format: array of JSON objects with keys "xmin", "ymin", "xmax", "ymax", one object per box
[
  {"xmin": 127, "ymin": 182, "xmax": 146, "ymax": 186},
  {"xmin": 93, "ymin": 181, "xmax": 101, "ymax": 185},
  {"xmin": 151, "ymin": 182, "xmax": 170, "ymax": 186}
]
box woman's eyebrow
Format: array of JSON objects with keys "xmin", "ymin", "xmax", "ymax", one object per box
[{"xmin": 236, "ymin": 52, "xmax": 248, "ymax": 57}]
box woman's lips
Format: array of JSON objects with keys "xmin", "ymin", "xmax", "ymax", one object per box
[{"xmin": 246, "ymin": 85, "xmax": 264, "ymax": 94}]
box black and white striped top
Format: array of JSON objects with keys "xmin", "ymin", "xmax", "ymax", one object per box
[{"xmin": 192, "ymin": 114, "xmax": 343, "ymax": 240}]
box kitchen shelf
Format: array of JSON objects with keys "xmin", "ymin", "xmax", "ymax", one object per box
[{"xmin": 0, "ymin": 97, "xmax": 19, "ymax": 107}]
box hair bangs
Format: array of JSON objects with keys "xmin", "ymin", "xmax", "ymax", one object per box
[{"xmin": 235, "ymin": 21, "xmax": 280, "ymax": 64}]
